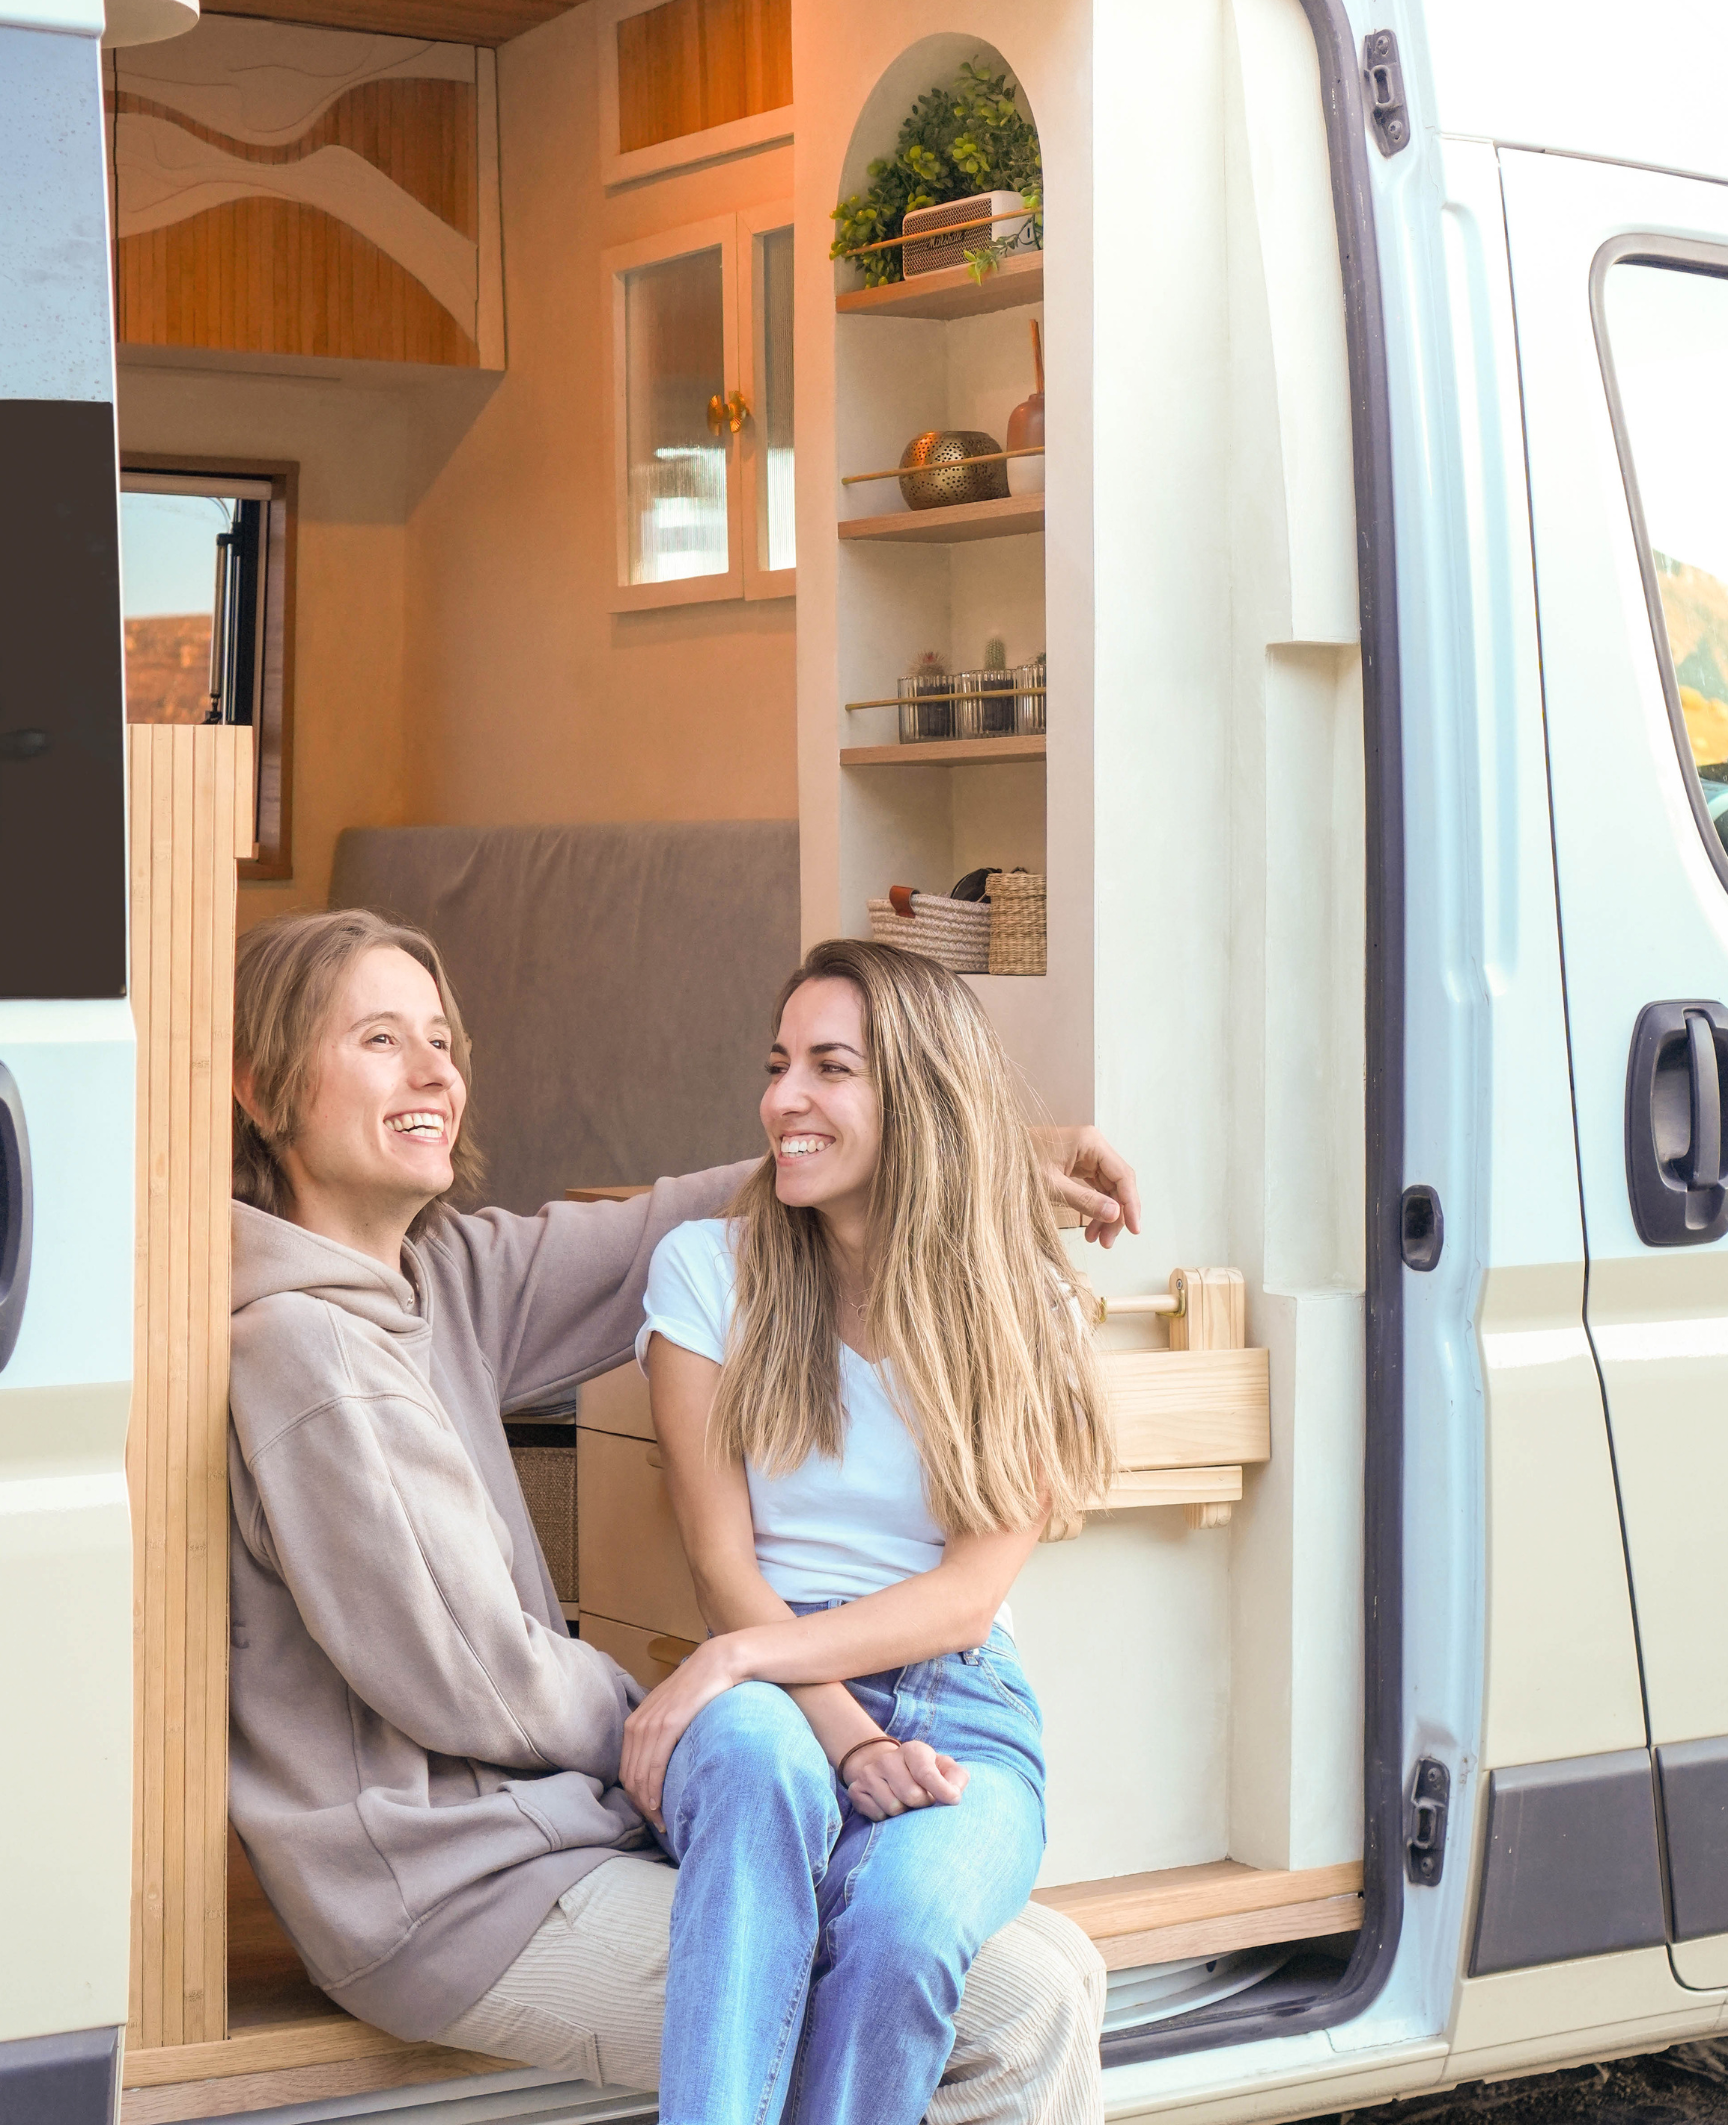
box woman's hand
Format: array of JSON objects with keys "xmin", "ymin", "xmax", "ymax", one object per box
[
  {"xmin": 1030, "ymin": 1124, "xmax": 1142, "ymax": 1248},
  {"xmin": 844, "ymin": 1737, "xmax": 970, "ymax": 1822},
  {"xmin": 619, "ymin": 1637, "xmax": 742, "ymax": 1831}
]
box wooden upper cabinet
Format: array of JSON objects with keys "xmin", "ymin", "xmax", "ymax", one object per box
[
  {"xmin": 107, "ymin": 15, "xmax": 504, "ymax": 369},
  {"xmin": 598, "ymin": 0, "xmax": 791, "ymax": 186},
  {"xmin": 616, "ymin": 0, "xmax": 790, "ymax": 152}
]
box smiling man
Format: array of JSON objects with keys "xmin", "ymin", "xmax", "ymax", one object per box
[{"xmin": 224, "ymin": 908, "xmax": 1138, "ymax": 2122}]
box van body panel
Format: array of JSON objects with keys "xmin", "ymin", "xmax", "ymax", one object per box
[
  {"xmin": 0, "ymin": 2, "xmax": 136, "ymax": 2074},
  {"xmin": 1500, "ymin": 144, "xmax": 1728, "ymax": 1760},
  {"xmin": 1413, "ymin": 0, "xmax": 1728, "ymax": 191}
]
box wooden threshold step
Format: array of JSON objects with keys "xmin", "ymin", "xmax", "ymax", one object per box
[{"xmin": 1032, "ymin": 1859, "xmax": 1363, "ymax": 1973}]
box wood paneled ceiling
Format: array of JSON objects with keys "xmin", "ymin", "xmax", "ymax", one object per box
[{"xmin": 204, "ymin": 0, "xmax": 584, "ymax": 46}]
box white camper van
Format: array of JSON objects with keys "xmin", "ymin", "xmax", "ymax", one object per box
[{"xmin": 7, "ymin": 0, "xmax": 1728, "ymax": 2118}]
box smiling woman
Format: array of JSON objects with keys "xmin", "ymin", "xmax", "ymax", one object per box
[{"xmin": 231, "ymin": 907, "xmax": 481, "ymax": 1263}]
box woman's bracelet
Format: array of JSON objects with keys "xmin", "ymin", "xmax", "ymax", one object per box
[{"xmin": 835, "ymin": 1736, "xmax": 897, "ymax": 1786}]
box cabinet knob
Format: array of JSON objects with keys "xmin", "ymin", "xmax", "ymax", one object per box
[
  {"xmin": 706, "ymin": 389, "xmax": 751, "ymax": 436},
  {"xmin": 644, "ymin": 1444, "xmax": 666, "ymax": 1470}
]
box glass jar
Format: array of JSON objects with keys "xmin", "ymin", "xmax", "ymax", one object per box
[
  {"xmin": 898, "ymin": 668, "xmax": 953, "ymax": 743},
  {"xmin": 955, "ymin": 670, "xmax": 1017, "ymax": 739},
  {"xmin": 1013, "ymin": 656, "xmax": 1046, "ymax": 735}
]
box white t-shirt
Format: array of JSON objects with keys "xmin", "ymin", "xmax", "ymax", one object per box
[{"xmin": 635, "ymin": 1218, "xmax": 1010, "ymax": 1633}]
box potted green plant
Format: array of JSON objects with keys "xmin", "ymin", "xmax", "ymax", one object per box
[{"xmin": 830, "ymin": 61, "xmax": 1043, "ymax": 288}]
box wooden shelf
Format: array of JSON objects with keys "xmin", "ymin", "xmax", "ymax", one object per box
[
  {"xmin": 835, "ymin": 251, "xmax": 1044, "ymax": 322},
  {"xmin": 838, "ymin": 493, "xmax": 1044, "ymax": 545},
  {"xmin": 841, "ymin": 735, "xmax": 1045, "ymax": 768},
  {"xmin": 1032, "ymin": 1859, "xmax": 1363, "ymax": 1973}
]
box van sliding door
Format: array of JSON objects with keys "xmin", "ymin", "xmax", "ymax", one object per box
[
  {"xmin": 1501, "ymin": 148, "xmax": 1728, "ymax": 1990},
  {"xmin": 0, "ymin": 15, "xmax": 136, "ymax": 2121}
]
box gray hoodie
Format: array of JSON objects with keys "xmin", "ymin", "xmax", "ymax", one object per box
[{"xmin": 226, "ymin": 1168, "xmax": 749, "ymax": 2040}]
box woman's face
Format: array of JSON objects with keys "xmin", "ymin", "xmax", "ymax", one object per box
[
  {"xmin": 761, "ymin": 977, "xmax": 882, "ymax": 1227},
  {"xmin": 283, "ymin": 945, "xmax": 467, "ymax": 1222}
]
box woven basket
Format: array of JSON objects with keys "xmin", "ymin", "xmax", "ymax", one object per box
[
  {"xmin": 987, "ymin": 871, "xmax": 1047, "ymax": 975},
  {"xmin": 868, "ymin": 888, "xmax": 990, "ymax": 973},
  {"xmin": 510, "ymin": 1443, "xmax": 577, "ymax": 1602}
]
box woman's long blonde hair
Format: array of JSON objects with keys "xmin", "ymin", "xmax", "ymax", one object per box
[{"xmin": 710, "ymin": 939, "xmax": 1113, "ymax": 1537}]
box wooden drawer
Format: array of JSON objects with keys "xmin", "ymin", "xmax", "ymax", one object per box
[
  {"xmin": 580, "ymin": 1613, "xmax": 699, "ymax": 1693},
  {"xmin": 576, "ymin": 1427, "xmax": 706, "ymax": 1641},
  {"xmin": 579, "ymin": 1360, "xmax": 654, "ymax": 1440}
]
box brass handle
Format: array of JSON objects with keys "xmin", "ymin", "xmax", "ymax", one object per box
[
  {"xmin": 706, "ymin": 389, "xmax": 751, "ymax": 436},
  {"xmin": 648, "ymin": 1634, "xmax": 696, "ymax": 1668}
]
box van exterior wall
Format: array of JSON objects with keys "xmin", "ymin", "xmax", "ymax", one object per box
[
  {"xmin": 116, "ymin": 367, "xmax": 419, "ymax": 931},
  {"xmin": 1413, "ymin": 0, "xmax": 1728, "ymax": 190},
  {"xmin": 400, "ymin": 6, "xmax": 797, "ymax": 834}
]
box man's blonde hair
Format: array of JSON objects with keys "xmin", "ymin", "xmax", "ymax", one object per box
[
  {"xmin": 232, "ymin": 908, "xmax": 482, "ymax": 1235},
  {"xmin": 711, "ymin": 939, "xmax": 1113, "ymax": 1537}
]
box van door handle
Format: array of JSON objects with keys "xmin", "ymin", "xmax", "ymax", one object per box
[
  {"xmin": 1625, "ymin": 1000, "xmax": 1728, "ymax": 1245},
  {"xmin": 0, "ymin": 1060, "xmax": 32, "ymax": 1371},
  {"xmin": 1688, "ymin": 1012, "xmax": 1723, "ymax": 1188}
]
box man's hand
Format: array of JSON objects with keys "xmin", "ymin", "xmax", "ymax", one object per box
[{"xmin": 1031, "ymin": 1124, "xmax": 1142, "ymax": 1248}]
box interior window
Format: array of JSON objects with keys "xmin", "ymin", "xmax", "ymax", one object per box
[
  {"xmin": 1602, "ymin": 260, "xmax": 1728, "ymax": 862},
  {"xmin": 120, "ymin": 464, "xmax": 296, "ymax": 878},
  {"xmin": 624, "ymin": 246, "xmax": 729, "ymax": 584}
]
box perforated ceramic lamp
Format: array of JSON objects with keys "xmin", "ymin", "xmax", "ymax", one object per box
[{"xmin": 897, "ymin": 431, "xmax": 1010, "ymax": 510}]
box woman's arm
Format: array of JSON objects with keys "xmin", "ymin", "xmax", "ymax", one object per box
[
  {"xmin": 649, "ymin": 1335, "xmax": 884, "ymax": 1755},
  {"xmin": 626, "ymin": 1336, "xmax": 1039, "ymax": 1824}
]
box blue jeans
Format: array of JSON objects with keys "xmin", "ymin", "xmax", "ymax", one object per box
[{"xmin": 655, "ymin": 1614, "xmax": 1047, "ymax": 2125}]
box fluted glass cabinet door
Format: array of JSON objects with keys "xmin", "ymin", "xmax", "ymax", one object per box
[{"xmin": 605, "ymin": 213, "xmax": 742, "ymax": 610}]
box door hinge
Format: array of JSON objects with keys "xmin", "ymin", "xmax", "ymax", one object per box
[
  {"xmin": 1363, "ymin": 30, "xmax": 1411, "ymax": 156},
  {"xmin": 1406, "ymin": 1758, "xmax": 1450, "ymax": 1884}
]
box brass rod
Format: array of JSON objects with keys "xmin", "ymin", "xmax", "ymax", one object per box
[
  {"xmin": 840, "ymin": 212, "xmax": 1034, "ymax": 259},
  {"xmin": 844, "ymin": 687, "xmax": 1047, "ymax": 710},
  {"xmin": 842, "ymin": 446, "xmax": 1045, "ymax": 488}
]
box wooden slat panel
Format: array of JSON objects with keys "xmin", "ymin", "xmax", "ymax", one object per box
[
  {"xmin": 127, "ymin": 726, "xmax": 251, "ymax": 2057},
  {"xmin": 1033, "ymin": 1858, "xmax": 1362, "ymax": 1940},
  {"xmin": 122, "ymin": 2042, "xmax": 518, "ymax": 2122},
  {"xmin": 1090, "ymin": 1893, "xmax": 1363, "ymax": 1972},
  {"xmin": 1101, "ymin": 1347, "xmax": 1270, "ymax": 1469}
]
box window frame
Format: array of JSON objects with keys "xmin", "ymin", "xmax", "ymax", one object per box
[
  {"xmin": 120, "ymin": 453, "xmax": 298, "ymax": 882},
  {"xmin": 602, "ymin": 207, "xmax": 795, "ymax": 613},
  {"xmin": 738, "ymin": 201, "xmax": 795, "ymax": 602},
  {"xmin": 594, "ymin": 0, "xmax": 793, "ymax": 191},
  {"xmin": 1591, "ymin": 233, "xmax": 1728, "ymax": 900}
]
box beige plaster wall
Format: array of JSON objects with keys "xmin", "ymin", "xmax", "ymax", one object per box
[
  {"xmin": 397, "ymin": 6, "xmax": 799, "ymax": 828},
  {"xmin": 115, "ymin": 362, "xmax": 421, "ymax": 933}
]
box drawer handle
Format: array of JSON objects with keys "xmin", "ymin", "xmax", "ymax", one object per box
[
  {"xmin": 648, "ymin": 1634, "xmax": 696, "ymax": 1668},
  {"xmin": 644, "ymin": 1445, "xmax": 666, "ymax": 1471}
]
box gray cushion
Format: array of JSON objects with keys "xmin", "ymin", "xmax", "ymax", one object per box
[{"xmin": 328, "ymin": 821, "xmax": 799, "ymax": 1215}]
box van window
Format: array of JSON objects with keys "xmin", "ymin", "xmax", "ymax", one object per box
[
  {"xmin": 120, "ymin": 462, "xmax": 296, "ymax": 878},
  {"xmin": 1602, "ymin": 259, "xmax": 1728, "ymax": 863}
]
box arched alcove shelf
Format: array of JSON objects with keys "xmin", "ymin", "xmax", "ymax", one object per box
[{"xmin": 826, "ymin": 30, "xmax": 1050, "ymax": 991}]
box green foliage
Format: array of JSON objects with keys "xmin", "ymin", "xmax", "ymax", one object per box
[{"xmin": 830, "ymin": 61, "xmax": 1043, "ymax": 289}]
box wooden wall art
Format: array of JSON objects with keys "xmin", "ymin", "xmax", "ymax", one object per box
[{"xmin": 109, "ymin": 16, "xmax": 503, "ymax": 368}]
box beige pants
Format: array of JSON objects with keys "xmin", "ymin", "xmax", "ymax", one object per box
[{"xmin": 439, "ymin": 1854, "xmax": 1105, "ymax": 2124}]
